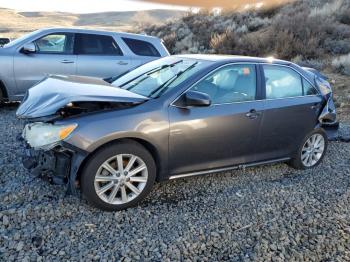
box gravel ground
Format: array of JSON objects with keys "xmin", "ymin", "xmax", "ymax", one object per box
[{"xmin": 1, "ymin": 104, "xmax": 350, "ymax": 261}]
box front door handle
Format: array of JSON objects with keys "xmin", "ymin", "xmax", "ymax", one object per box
[
  {"xmin": 61, "ymin": 60, "xmax": 74, "ymax": 64},
  {"xmin": 117, "ymin": 61, "xmax": 129, "ymax": 66},
  {"xmin": 246, "ymin": 109, "xmax": 260, "ymax": 119}
]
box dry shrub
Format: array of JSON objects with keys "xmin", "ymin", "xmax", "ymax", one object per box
[
  {"xmin": 140, "ymin": 0, "xmax": 350, "ymax": 74},
  {"xmin": 162, "ymin": 32, "xmax": 177, "ymax": 54},
  {"xmin": 332, "ymin": 54, "xmax": 350, "ymax": 76},
  {"xmin": 271, "ymin": 11, "xmax": 325, "ymax": 60},
  {"xmin": 210, "ymin": 30, "xmax": 237, "ymax": 54},
  {"xmin": 235, "ymin": 30, "xmax": 273, "ymax": 57}
]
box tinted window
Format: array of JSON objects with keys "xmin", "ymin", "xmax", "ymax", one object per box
[
  {"xmin": 264, "ymin": 65, "xmax": 303, "ymax": 99},
  {"xmin": 122, "ymin": 37, "xmax": 160, "ymax": 57},
  {"xmin": 0, "ymin": 38, "xmax": 10, "ymax": 46},
  {"xmin": 191, "ymin": 64, "xmax": 256, "ymax": 104},
  {"xmin": 34, "ymin": 33, "xmax": 74, "ymax": 54},
  {"xmin": 76, "ymin": 34, "xmax": 122, "ymax": 55},
  {"xmin": 303, "ymin": 78, "xmax": 318, "ymax": 95}
]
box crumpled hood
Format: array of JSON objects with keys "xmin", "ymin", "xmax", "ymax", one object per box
[{"xmin": 16, "ymin": 75, "xmax": 148, "ymax": 119}]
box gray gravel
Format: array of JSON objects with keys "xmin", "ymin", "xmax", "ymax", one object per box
[{"xmin": 1, "ymin": 105, "xmax": 350, "ymax": 261}]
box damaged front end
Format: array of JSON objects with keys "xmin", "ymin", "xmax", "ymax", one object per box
[
  {"xmin": 17, "ymin": 75, "xmax": 148, "ymax": 193},
  {"xmin": 19, "ymin": 127, "xmax": 88, "ymax": 194},
  {"xmin": 302, "ymin": 67, "xmax": 339, "ymax": 138}
]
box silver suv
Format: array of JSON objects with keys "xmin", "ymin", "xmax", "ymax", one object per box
[{"xmin": 0, "ymin": 28, "xmax": 169, "ymax": 102}]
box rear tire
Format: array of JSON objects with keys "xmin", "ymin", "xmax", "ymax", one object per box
[
  {"xmin": 81, "ymin": 140, "xmax": 156, "ymax": 211},
  {"xmin": 289, "ymin": 129, "xmax": 328, "ymax": 170},
  {"xmin": 0, "ymin": 88, "xmax": 4, "ymax": 105}
]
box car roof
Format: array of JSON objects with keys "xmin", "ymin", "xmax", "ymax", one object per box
[
  {"xmin": 39, "ymin": 27, "xmax": 159, "ymax": 41},
  {"xmin": 174, "ymin": 54, "xmax": 291, "ymax": 65}
]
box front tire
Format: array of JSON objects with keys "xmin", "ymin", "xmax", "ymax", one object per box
[
  {"xmin": 81, "ymin": 140, "xmax": 156, "ymax": 211},
  {"xmin": 289, "ymin": 129, "xmax": 328, "ymax": 170}
]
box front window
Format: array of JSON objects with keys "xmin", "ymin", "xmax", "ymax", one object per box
[
  {"xmin": 34, "ymin": 33, "xmax": 74, "ymax": 54},
  {"xmin": 190, "ymin": 64, "xmax": 257, "ymax": 104},
  {"xmin": 112, "ymin": 57, "xmax": 209, "ymax": 98}
]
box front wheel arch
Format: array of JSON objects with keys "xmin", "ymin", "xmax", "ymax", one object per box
[
  {"xmin": 76, "ymin": 138, "xmax": 161, "ymax": 185},
  {"xmin": 79, "ymin": 139, "xmax": 157, "ymax": 211}
]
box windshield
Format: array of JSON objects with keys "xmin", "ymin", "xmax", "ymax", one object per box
[
  {"xmin": 112, "ymin": 57, "xmax": 209, "ymax": 98},
  {"xmin": 3, "ymin": 29, "xmax": 42, "ymax": 48}
]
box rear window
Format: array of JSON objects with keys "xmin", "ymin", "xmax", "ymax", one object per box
[
  {"xmin": 122, "ymin": 37, "xmax": 160, "ymax": 57},
  {"xmin": 75, "ymin": 34, "xmax": 123, "ymax": 56}
]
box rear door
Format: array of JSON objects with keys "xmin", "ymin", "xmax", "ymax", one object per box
[
  {"xmin": 75, "ymin": 33, "xmax": 133, "ymax": 78},
  {"xmin": 256, "ymin": 64, "xmax": 322, "ymax": 161},
  {"xmin": 14, "ymin": 32, "xmax": 76, "ymax": 94},
  {"xmin": 168, "ymin": 63, "xmax": 264, "ymax": 175}
]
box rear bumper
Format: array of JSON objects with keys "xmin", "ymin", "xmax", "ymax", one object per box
[
  {"xmin": 321, "ymin": 121, "xmax": 340, "ymax": 141},
  {"xmin": 21, "ymin": 139, "xmax": 88, "ymax": 193}
]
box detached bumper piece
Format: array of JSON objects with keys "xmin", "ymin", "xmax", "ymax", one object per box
[
  {"xmin": 23, "ymin": 148, "xmax": 71, "ymax": 185},
  {"xmin": 322, "ymin": 121, "xmax": 339, "ymax": 141}
]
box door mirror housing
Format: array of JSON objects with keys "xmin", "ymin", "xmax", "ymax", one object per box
[
  {"xmin": 21, "ymin": 43, "xmax": 36, "ymax": 54},
  {"xmin": 184, "ymin": 91, "xmax": 211, "ymax": 107}
]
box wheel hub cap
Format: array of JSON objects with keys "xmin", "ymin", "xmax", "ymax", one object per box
[
  {"xmin": 94, "ymin": 154, "xmax": 148, "ymax": 205},
  {"xmin": 301, "ymin": 134, "xmax": 325, "ymax": 167}
]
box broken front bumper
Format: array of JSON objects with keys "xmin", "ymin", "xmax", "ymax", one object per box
[{"xmin": 21, "ymin": 138, "xmax": 88, "ymax": 194}]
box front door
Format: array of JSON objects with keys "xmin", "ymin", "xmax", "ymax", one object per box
[
  {"xmin": 14, "ymin": 33, "xmax": 76, "ymax": 96},
  {"xmin": 168, "ymin": 64, "xmax": 264, "ymax": 175}
]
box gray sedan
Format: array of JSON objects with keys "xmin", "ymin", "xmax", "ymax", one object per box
[{"xmin": 17, "ymin": 55, "xmax": 338, "ymax": 211}]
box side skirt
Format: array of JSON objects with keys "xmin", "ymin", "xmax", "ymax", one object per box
[{"xmin": 168, "ymin": 157, "xmax": 291, "ymax": 180}]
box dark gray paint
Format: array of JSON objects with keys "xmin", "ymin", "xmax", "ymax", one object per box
[{"xmin": 17, "ymin": 55, "xmax": 337, "ymax": 181}]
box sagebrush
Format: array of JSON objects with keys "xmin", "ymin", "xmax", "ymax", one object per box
[{"xmin": 140, "ymin": 0, "xmax": 350, "ymax": 75}]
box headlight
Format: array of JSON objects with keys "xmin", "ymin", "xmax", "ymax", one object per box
[{"xmin": 23, "ymin": 122, "xmax": 77, "ymax": 150}]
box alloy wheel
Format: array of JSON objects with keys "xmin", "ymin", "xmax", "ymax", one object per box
[
  {"xmin": 301, "ymin": 134, "xmax": 325, "ymax": 167},
  {"xmin": 94, "ymin": 154, "xmax": 148, "ymax": 205}
]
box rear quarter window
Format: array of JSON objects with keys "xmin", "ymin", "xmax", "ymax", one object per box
[
  {"xmin": 122, "ymin": 37, "xmax": 160, "ymax": 57},
  {"xmin": 302, "ymin": 78, "xmax": 318, "ymax": 95}
]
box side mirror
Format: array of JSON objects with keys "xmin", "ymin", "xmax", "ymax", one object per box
[
  {"xmin": 185, "ymin": 91, "xmax": 211, "ymax": 107},
  {"xmin": 21, "ymin": 43, "xmax": 36, "ymax": 54}
]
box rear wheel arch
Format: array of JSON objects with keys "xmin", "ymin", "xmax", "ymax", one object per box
[
  {"xmin": 0, "ymin": 80, "xmax": 9, "ymax": 100},
  {"xmin": 288, "ymin": 128, "xmax": 328, "ymax": 169},
  {"xmin": 76, "ymin": 137, "xmax": 162, "ymax": 183}
]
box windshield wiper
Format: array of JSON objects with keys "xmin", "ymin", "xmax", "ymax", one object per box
[
  {"xmin": 104, "ymin": 70, "xmax": 131, "ymax": 83},
  {"xmin": 149, "ymin": 62, "xmax": 198, "ymax": 98},
  {"xmin": 120, "ymin": 60, "xmax": 184, "ymax": 88}
]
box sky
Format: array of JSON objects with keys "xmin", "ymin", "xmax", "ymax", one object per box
[{"xmin": 0, "ymin": 0, "xmax": 188, "ymax": 13}]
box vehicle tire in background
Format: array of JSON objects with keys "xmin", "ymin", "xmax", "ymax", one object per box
[
  {"xmin": 81, "ymin": 140, "xmax": 156, "ymax": 211},
  {"xmin": 0, "ymin": 88, "xmax": 4, "ymax": 105},
  {"xmin": 289, "ymin": 129, "xmax": 328, "ymax": 170}
]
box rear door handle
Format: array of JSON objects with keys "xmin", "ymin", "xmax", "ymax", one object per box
[
  {"xmin": 61, "ymin": 60, "xmax": 74, "ymax": 64},
  {"xmin": 246, "ymin": 109, "xmax": 260, "ymax": 119},
  {"xmin": 117, "ymin": 61, "xmax": 129, "ymax": 65}
]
